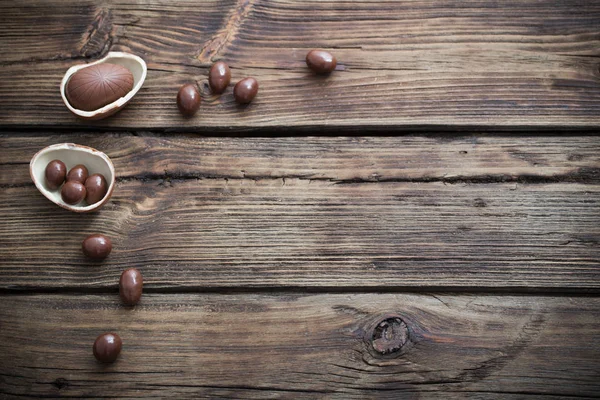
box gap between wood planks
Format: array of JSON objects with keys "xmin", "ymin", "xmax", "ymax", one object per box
[
  {"xmin": 3, "ymin": 125, "xmax": 600, "ymax": 135},
  {"xmin": 121, "ymin": 167, "xmax": 600, "ymax": 184},
  {"xmin": 2, "ymin": 169, "xmax": 599, "ymax": 190},
  {"xmin": 3, "ymin": 286, "xmax": 600, "ymax": 296}
]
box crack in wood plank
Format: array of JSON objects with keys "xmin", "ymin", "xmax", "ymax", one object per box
[
  {"xmin": 83, "ymin": 166, "xmax": 600, "ymax": 185},
  {"xmin": 2, "ymin": 167, "xmax": 598, "ymax": 190},
  {"xmin": 0, "ymin": 7, "xmax": 115, "ymax": 67},
  {"xmin": 78, "ymin": 7, "xmax": 114, "ymax": 59},
  {"xmin": 197, "ymin": 0, "xmax": 255, "ymax": 63}
]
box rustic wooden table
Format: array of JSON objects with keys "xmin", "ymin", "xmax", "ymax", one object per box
[{"xmin": 1, "ymin": 1, "xmax": 599, "ymax": 398}]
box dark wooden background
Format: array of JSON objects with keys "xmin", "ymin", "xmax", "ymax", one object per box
[{"xmin": 1, "ymin": 1, "xmax": 599, "ymax": 398}]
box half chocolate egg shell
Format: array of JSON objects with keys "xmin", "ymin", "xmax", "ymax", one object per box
[
  {"xmin": 60, "ymin": 52, "xmax": 147, "ymax": 120},
  {"xmin": 30, "ymin": 143, "xmax": 115, "ymax": 213}
]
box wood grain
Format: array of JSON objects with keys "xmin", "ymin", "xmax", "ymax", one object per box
[
  {"xmin": 1, "ymin": 178, "xmax": 598, "ymax": 291},
  {"xmin": 1, "ymin": 293, "xmax": 598, "ymax": 398},
  {"xmin": 1, "ymin": 0, "xmax": 600, "ymax": 129},
  {"xmin": 1, "ymin": 134, "xmax": 599, "ymax": 186},
  {"xmin": 2, "ymin": 1, "xmax": 600, "ymax": 397}
]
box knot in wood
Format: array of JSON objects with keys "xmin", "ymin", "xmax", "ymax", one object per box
[
  {"xmin": 371, "ymin": 316, "xmax": 409, "ymax": 355},
  {"xmin": 53, "ymin": 377, "xmax": 69, "ymax": 390}
]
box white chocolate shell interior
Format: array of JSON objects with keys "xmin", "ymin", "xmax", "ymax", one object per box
[
  {"xmin": 30, "ymin": 143, "xmax": 115, "ymax": 212},
  {"xmin": 60, "ymin": 52, "xmax": 147, "ymax": 120}
]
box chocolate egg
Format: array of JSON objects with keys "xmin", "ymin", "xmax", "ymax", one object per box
[
  {"xmin": 61, "ymin": 181, "xmax": 86, "ymax": 204},
  {"xmin": 209, "ymin": 61, "xmax": 231, "ymax": 94},
  {"xmin": 66, "ymin": 63, "xmax": 134, "ymax": 112},
  {"xmin": 85, "ymin": 174, "xmax": 108, "ymax": 205},
  {"xmin": 177, "ymin": 83, "xmax": 201, "ymax": 117},
  {"xmin": 119, "ymin": 268, "xmax": 143, "ymax": 306},
  {"xmin": 82, "ymin": 234, "xmax": 112, "ymax": 260},
  {"xmin": 233, "ymin": 78, "xmax": 259, "ymax": 104},
  {"xmin": 66, "ymin": 164, "xmax": 89, "ymax": 184},
  {"xmin": 61, "ymin": 52, "xmax": 147, "ymax": 120},
  {"xmin": 93, "ymin": 333, "xmax": 122, "ymax": 363},
  {"xmin": 306, "ymin": 50, "xmax": 337, "ymax": 74},
  {"xmin": 45, "ymin": 160, "xmax": 67, "ymax": 190}
]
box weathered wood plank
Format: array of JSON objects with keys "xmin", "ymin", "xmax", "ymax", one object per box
[
  {"xmin": 1, "ymin": 134, "xmax": 599, "ymax": 186},
  {"xmin": 0, "ymin": 294, "xmax": 598, "ymax": 398},
  {"xmin": 1, "ymin": 0, "xmax": 599, "ymax": 129},
  {"xmin": 1, "ymin": 179, "xmax": 598, "ymax": 290}
]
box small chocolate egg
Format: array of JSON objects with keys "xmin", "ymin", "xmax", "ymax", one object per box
[
  {"xmin": 233, "ymin": 77, "xmax": 259, "ymax": 104},
  {"xmin": 61, "ymin": 181, "xmax": 86, "ymax": 204},
  {"xmin": 67, "ymin": 164, "xmax": 89, "ymax": 184},
  {"xmin": 119, "ymin": 268, "xmax": 143, "ymax": 306},
  {"xmin": 45, "ymin": 160, "xmax": 67, "ymax": 190},
  {"xmin": 93, "ymin": 333, "xmax": 122, "ymax": 363},
  {"xmin": 85, "ymin": 174, "xmax": 108, "ymax": 205},
  {"xmin": 306, "ymin": 50, "xmax": 337, "ymax": 74},
  {"xmin": 209, "ymin": 61, "xmax": 231, "ymax": 94},
  {"xmin": 82, "ymin": 234, "xmax": 112, "ymax": 260},
  {"xmin": 66, "ymin": 63, "xmax": 134, "ymax": 111},
  {"xmin": 177, "ymin": 83, "xmax": 201, "ymax": 117}
]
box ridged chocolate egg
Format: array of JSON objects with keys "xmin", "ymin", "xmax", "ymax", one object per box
[{"xmin": 66, "ymin": 63, "xmax": 134, "ymax": 112}]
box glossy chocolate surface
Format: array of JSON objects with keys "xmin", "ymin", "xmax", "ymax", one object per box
[
  {"xmin": 306, "ymin": 50, "xmax": 337, "ymax": 74},
  {"xmin": 66, "ymin": 63, "xmax": 134, "ymax": 111},
  {"xmin": 45, "ymin": 160, "xmax": 66, "ymax": 190},
  {"xmin": 61, "ymin": 181, "xmax": 86, "ymax": 204},
  {"xmin": 84, "ymin": 174, "xmax": 108, "ymax": 205},
  {"xmin": 209, "ymin": 61, "xmax": 231, "ymax": 94},
  {"xmin": 119, "ymin": 268, "xmax": 143, "ymax": 306},
  {"xmin": 66, "ymin": 164, "xmax": 89, "ymax": 184},
  {"xmin": 93, "ymin": 333, "xmax": 122, "ymax": 363},
  {"xmin": 82, "ymin": 234, "xmax": 112, "ymax": 260},
  {"xmin": 177, "ymin": 83, "xmax": 201, "ymax": 117},
  {"xmin": 233, "ymin": 77, "xmax": 259, "ymax": 104}
]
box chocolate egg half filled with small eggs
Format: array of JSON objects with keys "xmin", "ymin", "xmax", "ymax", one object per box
[
  {"xmin": 30, "ymin": 143, "xmax": 115, "ymax": 212},
  {"xmin": 60, "ymin": 52, "xmax": 147, "ymax": 120}
]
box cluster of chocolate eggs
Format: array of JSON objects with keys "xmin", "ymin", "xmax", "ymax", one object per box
[
  {"xmin": 45, "ymin": 160, "xmax": 108, "ymax": 206},
  {"xmin": 80, "ymin": 232, "xmax": 144, "ymax": 363},
  {"xmin": 60, "ymin": 50, "xmax": 337, "ymax": 121},
  {"xmin": 176, "ymin": 61, "xmax": 260, "ymax": 117},
  {"xmin": 176, "ymin": 49, "xmax": 337, "ymax": 117},
  {"xmin": 47, "ymin": 49, "xmax": 339, "ymax": 365}
]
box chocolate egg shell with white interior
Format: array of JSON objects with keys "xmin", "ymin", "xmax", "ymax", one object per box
[
  {"xmin": 60, "ymin": 52, "xmax": 147, "ymax": 120},
  {"xmin": 30, "ymin": 143, "xmax": 115, "ymax": 213}
]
